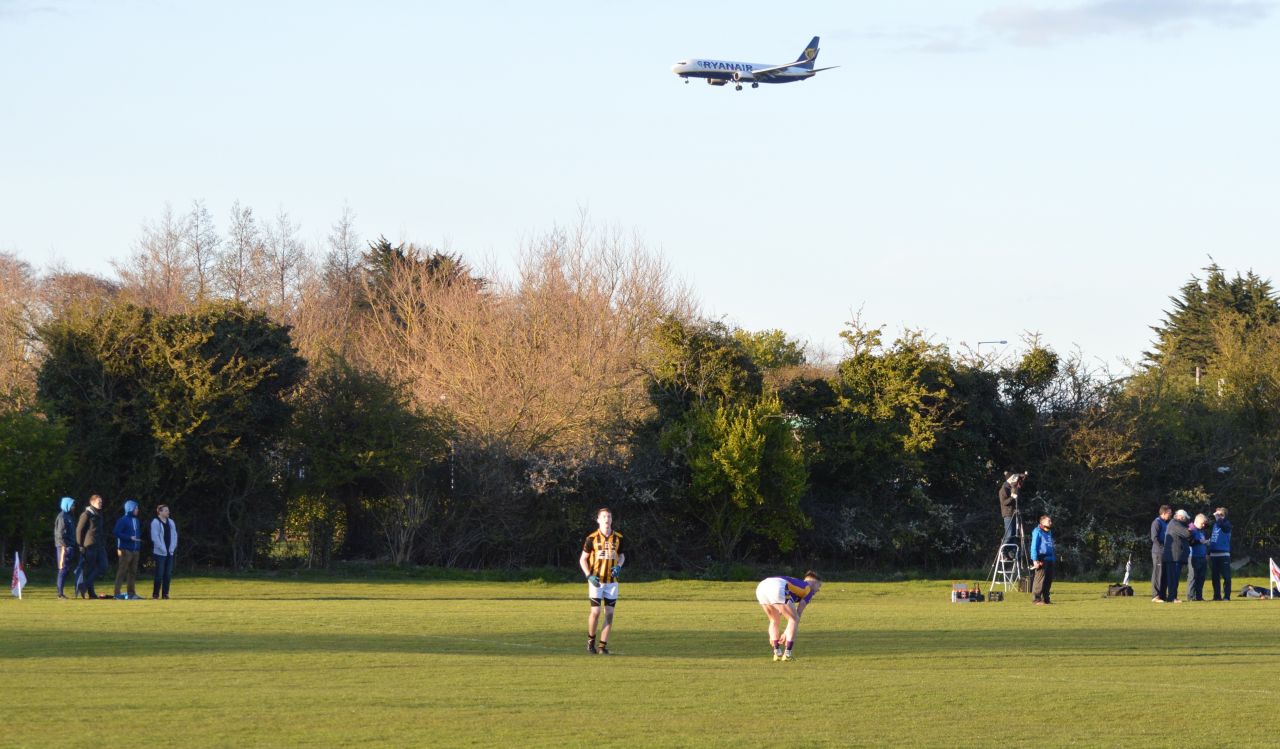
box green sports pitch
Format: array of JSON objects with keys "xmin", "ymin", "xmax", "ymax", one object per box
[{"xmin": 4, "ymin": 576, "xmax": 1278, "ymax": 747}]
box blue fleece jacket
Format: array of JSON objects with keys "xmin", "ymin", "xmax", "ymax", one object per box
[
  {"xmin": 1190, "ymin": 527, "xmax": 1208, "ymax": 559},
  {"xmin": 1030, "ymin": 526, "xmax": 1056, "ymax": 562},
  {"xmin": 113, "ymin": 514, "xmax": 142, "ymax": 551},
  {"xmin": 1208, "ymin": 518, "xmax": 1232, "ymax": 555}
]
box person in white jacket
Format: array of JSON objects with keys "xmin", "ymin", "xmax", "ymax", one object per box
[{"xmin": 150, "ymin": 504, "xmax": 178, "ymax": 599}]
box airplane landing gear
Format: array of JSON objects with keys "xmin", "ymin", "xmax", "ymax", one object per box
[
  {"xmin": 734, "ymin": 84, "xmax": 742, "ymax": 91},
  {"xmin": 751, "ymin": 82, "xmax": 759, "ymax": 89}
]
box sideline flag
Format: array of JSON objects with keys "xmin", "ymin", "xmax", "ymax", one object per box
[
  {"xmin": 1270, "ymin": 558, "xmax": 1280, "ymax": 597},
  {"xmin": 11, "ymin": 551, "xmax": 26, "ymax": 599}
]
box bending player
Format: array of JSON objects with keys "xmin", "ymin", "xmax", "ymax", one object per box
[
  {"xmin": 579, "ymin": 507, "xmax": 624, "ymax": 655},
  {"xmin": 754, "ymin": 571, "xmax": 822, "ymax": 661}
]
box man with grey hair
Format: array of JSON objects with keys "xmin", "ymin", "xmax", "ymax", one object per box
[
  {"xmin": 1187, "ymin": 514, "xmax": 1209, "ymax": 601},
  {"xmin": 1162, "ymin": 509, "xmax": 1196, "ymax": 603}
]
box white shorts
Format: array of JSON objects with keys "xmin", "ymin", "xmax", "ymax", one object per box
[
  {"xmin": 756, "ymin": 577, "xmax": 787, "ymax": 606},
  {"xmin": 589, "ymin": 581, "xmax": 619, "ymax": 601}
]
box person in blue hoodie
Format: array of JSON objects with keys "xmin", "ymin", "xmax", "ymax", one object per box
[
  {"xmin": 112, "ymin": 500, "xmax": 144, "ymax": 600},
  {"xmin": 1187, "ymin": 514, "xmax": 1209, "ymax": 601},
  {"xmin": 1209, "ymin": 507, "xmax": 1233, "ymax": 601},
  {"xmin": 1150, "ymin": 505, "xmax": 1171, "ymax": 602},
  {"xmin": 1030, "ymin": 515, "xmax": 1056, "ymax": 605},
  {"xmin": 53, "ymin": 496, "xmax": 77, "ymax": 599}
]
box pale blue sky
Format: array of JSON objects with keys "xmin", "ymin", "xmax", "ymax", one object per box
[{"xmin": 2, "ymin": 0, "xmax": 1277, "ymax": 368}]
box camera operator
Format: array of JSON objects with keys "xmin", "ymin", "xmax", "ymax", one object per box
[
  {"xmin": 998, "ymin": 472, "xmax": 1026, "ymax": 548},
  {"xmin": 1209, "ymin": 507, "xmax": 1232, "ymax": 601}
]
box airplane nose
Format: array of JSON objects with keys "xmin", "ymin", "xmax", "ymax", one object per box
[{"xmin": 671, "ymin": 63, "xmax": 681, "ymax": 73}]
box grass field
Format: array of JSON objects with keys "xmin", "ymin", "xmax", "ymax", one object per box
[{"xmin": 4, "ymin": 574, "xmax": 1279, "ymax": 748}]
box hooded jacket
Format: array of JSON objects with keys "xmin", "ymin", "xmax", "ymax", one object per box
[
  {"xmin": 113, "ymin": 501, "xmax": 143, "ymax": 552},
  {"xmin": 1208, "ymin": 518, "xmax": 1232, "ymax": 556},
  {"xmin": 54, "ymin": 497, "xmax": 76, "ymax": 548}
]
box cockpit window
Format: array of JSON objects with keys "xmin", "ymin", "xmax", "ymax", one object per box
[{"xmin": 677, "ymin": 60, "xmax": 688, "ymax": 65}]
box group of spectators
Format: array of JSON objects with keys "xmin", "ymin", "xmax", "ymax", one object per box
[
  {"xmin": 1149, "ymin": 504, "xmax": 1232, "ymax": 603},
  {"xmin": 52, "ymin": 495, "xmax": 178, "ymax": 600}
]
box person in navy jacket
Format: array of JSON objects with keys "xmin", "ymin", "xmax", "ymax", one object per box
[
  {"xmin": 1030, "ymin": 515, "xmax": 1056, "ymax": 605},
  {"xmin": 1187, "ymin": 514, "xmax": 1209, "ymax": 601},
  {"xmin": 53, "ymin": 496, "xmax": 77, "ymax": 599},
  {"xmin": 112, "ymin": 500, "xmax": 144, "ymax": 600},
  {"xmin": 1209, "ymin": 507, "xmax": 1233, "ymax": 601},
  {"xmin": 1150, "ymin": 505, "xmax": 1172, "ymax": 602}
]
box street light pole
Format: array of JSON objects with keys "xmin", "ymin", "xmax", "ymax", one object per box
[{"xmin": 976, "ymin": 339, "xmax": 1008, "ymax": 361}]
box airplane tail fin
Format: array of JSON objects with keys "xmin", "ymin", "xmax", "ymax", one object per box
[{"xmin": 794, "ymin": 36, "xmax": 820, "ymax": 69}]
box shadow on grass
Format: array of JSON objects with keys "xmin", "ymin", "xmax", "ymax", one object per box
[{"xmin": 6, "ymin": 624, "xmax": 1280, "ymax": 661}]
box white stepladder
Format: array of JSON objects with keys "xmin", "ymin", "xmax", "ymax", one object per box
[{"xmin": 989, "ymin": 543, "xmax": 1022, "ymax": 594}]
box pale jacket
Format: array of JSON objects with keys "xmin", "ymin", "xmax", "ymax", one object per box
[{"xmin": 150, "ymin": 518, "xmax": 179, "ymax": 557}]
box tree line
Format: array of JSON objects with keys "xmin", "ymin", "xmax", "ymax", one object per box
[{"xmin": 3, "ymin": 202, "xmax": 1278, "ymax": 575}]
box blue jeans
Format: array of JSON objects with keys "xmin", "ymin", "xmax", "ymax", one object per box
[
  {"xmin": 153, "ymin": 554, "xmax": 174, "ymax": 598},
  {"xmin": 1001, "ymin": 516, "xmax": 1015, "ymax": 545},
  {"xmin": 79, "ymin": 545, "xmax": 108, "ymax": 597}
]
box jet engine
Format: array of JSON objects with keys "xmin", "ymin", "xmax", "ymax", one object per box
[{"xmin": 707, "ymin": 79, "xmax": 727, "ymax": 86}]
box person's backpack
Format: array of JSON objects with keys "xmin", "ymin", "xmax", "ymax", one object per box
[{"xmin": 1107, "ymin": 584, "xmax": 1134, "ymax": 597}]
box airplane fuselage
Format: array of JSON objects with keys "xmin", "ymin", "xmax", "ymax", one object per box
[{"xmin": 671, "ymin": 58, "xmax": 816, "ymax": 85}]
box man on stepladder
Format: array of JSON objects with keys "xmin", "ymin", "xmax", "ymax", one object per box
[{"xmin": 580, "ymin": 507, "xmax": 624, "ymax": 655}]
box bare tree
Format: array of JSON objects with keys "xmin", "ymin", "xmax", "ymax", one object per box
[
  {"xmin": 0, "ymin": 253, "xmax": 39, "ymax": 406},
  {"xmin": 261, "ymin": 208, "xmax": 309, "ymax": 321},
  {"xmin": 216, "ymin": 201, "xmax": 264, "ymax": 304},
  {"xmin": 185, "ymin": 199, "xmax": 220, "ymax": 302},
  {"xmin": 114, "ymin": 203, "xmax": 193, "ymax": 313}
]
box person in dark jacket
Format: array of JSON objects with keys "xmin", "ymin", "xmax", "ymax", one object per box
[
  {"xmin": 53, "ymin": 496, "xmax": 77, "ymax": 599},
  {"xmin": 1162, "ymin": 509, "xmax": 1197, "ymax": 603},
  {"xmin": 113, "ymin": 500, "xmax": 144, "ymax": 600},
  {"xmin": 1187, "ymin": 514, "xmax": 1209, "ymax": 601},
  {"xmin": 998, "ymin": 472, "xmax": 1025, "ymax": 547},
  {"xmin": 1030, "ymin": 515, "xmax": 1056, "ymax": 605},
  {"xmin": 1150, "ymin": 505, "xmax": 1172, "ymax": 602},
  {"xmin": 75, "ymin": 494, "xmax": 108, "ymax": 599},
  {"xmin": 1209, "ymin": 507, "xmax": 1233, "ymax": 601}
]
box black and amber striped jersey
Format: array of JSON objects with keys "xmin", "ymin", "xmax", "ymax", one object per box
[{"xmin": 582, "ymin": 530, "xmax": 623, "ymax": 583}]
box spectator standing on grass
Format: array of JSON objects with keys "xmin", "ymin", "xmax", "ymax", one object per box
[
  {"xmin": 1209, "ymin": 507, "xmax": 1233, "ymax": 601},
  {"xmin": 1187, "ymin": 514, "xmax": 1209, "ymax": 601},
  {"xmin": 579, "ymin": 507, "xmax": 624, "ymax": 656},
  {"xmin": 113, "ymin": 500, "xmax": 143, "ymax": 600},
  {"xmin": 1029, "ymin": 515, "xmax": 1056, "ymax": 605},
  {"xmin": 1150, "ymin": 505, "xmax": 1172, "ymax": 602},
  {"xmin": 1162, "ymin": 509, "xmax": 1195, "ymax": 603},
  {"xmin": 150, "ymin": 504, "xmax": 178, "ymax": 599},
  {"xmin": 76, "ymin": 494, "xmax": 108, "ymax": 599},
  {"xmin": 53, "ymin": 497, "xmax": 77, "ymax": 599}
]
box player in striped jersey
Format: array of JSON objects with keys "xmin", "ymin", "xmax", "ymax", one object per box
[
  {"xmin": 754, "ymin": 571, "xmax": 822, "ymax": 661},
  {"xmin": 579, "ymin": 507, "xmax": 625, "ymax": 655}
]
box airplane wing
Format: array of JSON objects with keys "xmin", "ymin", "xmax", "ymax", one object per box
[{"xmin": 750, "ymin": 63, "xmax": 839, "ymax": 79}]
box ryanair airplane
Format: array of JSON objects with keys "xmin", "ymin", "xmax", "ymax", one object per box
[{"xmin": 671, "ymin": 36, "xmax": 836, "ymax": 90}]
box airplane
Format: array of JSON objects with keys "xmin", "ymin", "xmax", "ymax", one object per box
[{"xmin": 671, "ymin": 36, "xmax": 836, "ymax": 90}]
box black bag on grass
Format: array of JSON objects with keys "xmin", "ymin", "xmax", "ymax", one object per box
[{"xmin": 1107, "ymin": 584, "xmax": 1134, "ymax": 597}]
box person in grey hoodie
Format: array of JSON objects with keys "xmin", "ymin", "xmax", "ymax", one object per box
[
  {"xmin": 53, "ymin": 496, "xmax": 77, "ymax": 599},
  {"xmin": 1162, "ymin": 509, "xmax": 1197, "ymax": 603},
  {"xmin": 150, "ymin": 504, "xmax": 178, "ymax": 599}
]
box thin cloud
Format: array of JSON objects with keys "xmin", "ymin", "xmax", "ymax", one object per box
[
  {"xmin": 983, "ymin": 0, "xmax": 1275, "ymax": 45},
  {"xmin": 838, "ymin": 25, "xmax": 987, "ymax": 54}
]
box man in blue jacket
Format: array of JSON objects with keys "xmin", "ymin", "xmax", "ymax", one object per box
[
  {"xmin": 53, "ymin": 497, "xmax": 77, "ymax": 599},
  {"xmin": 1187, "ymin": 514, "xmax": 1209, "ymax": 601},
  {"xmin": 1030, "ymin": 515, "xmax": 1056, "ymax": 605},
  {"xmin": 1150, "ymin": 505, "xmax": 1171, "ymax": 602},
  {"xmin": 1209, "ymin": 507, "xmax": 1232, "ymax": 601},
  {"xmin": 113, "ymin": 500, "xmax": 144, "ymax": 600}
]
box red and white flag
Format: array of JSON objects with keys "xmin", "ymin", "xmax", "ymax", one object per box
[
  {"xmin": 10, "ymin": 551, "xmax": 26, "ymax": 599},
  {"xmin": 1270, "ymin": 557, "xmax": 1280, "ymax": 596}
]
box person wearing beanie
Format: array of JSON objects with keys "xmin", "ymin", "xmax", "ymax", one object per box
[
  {"xmin": 53, "ymin": 497, "xmax": 78, "ymax": 599},
  {"xmin": 113, "ymin": 500, "xmax": 144, "ymax": 600},
  {"xmin": 76, "ymin": 494, "xmax": 109, "ymax": 599}
]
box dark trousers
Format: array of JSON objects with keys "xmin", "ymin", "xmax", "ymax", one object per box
[
  {"xmin": 1032, "ymin": 561, "xmax": 1054, "ymax": 602},
  {"xmin": 1151, "ymin": 551, "xmax": 1167, "ymax": 600},
  {"xmin": 1211, "ymin": 556, "xmax": 1232, "ymax": 600},
  {"xmin": 1165, "ymin": 560, "xmax": 1185, "ymax": 601},
  {"xmin": 153, "ymin": 554, "xmax": 174, "ymax": 598},
  {"xmin": 55, "ymin": 546, "xmax": 77, "ymax": 596},
  {"xmin": 79, "ymin": 545, "xmax": 108, "ymax": 596},
  {"xmin": 1187, "ymin": 557, "xmax": 1207, "ymax": 601}
]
